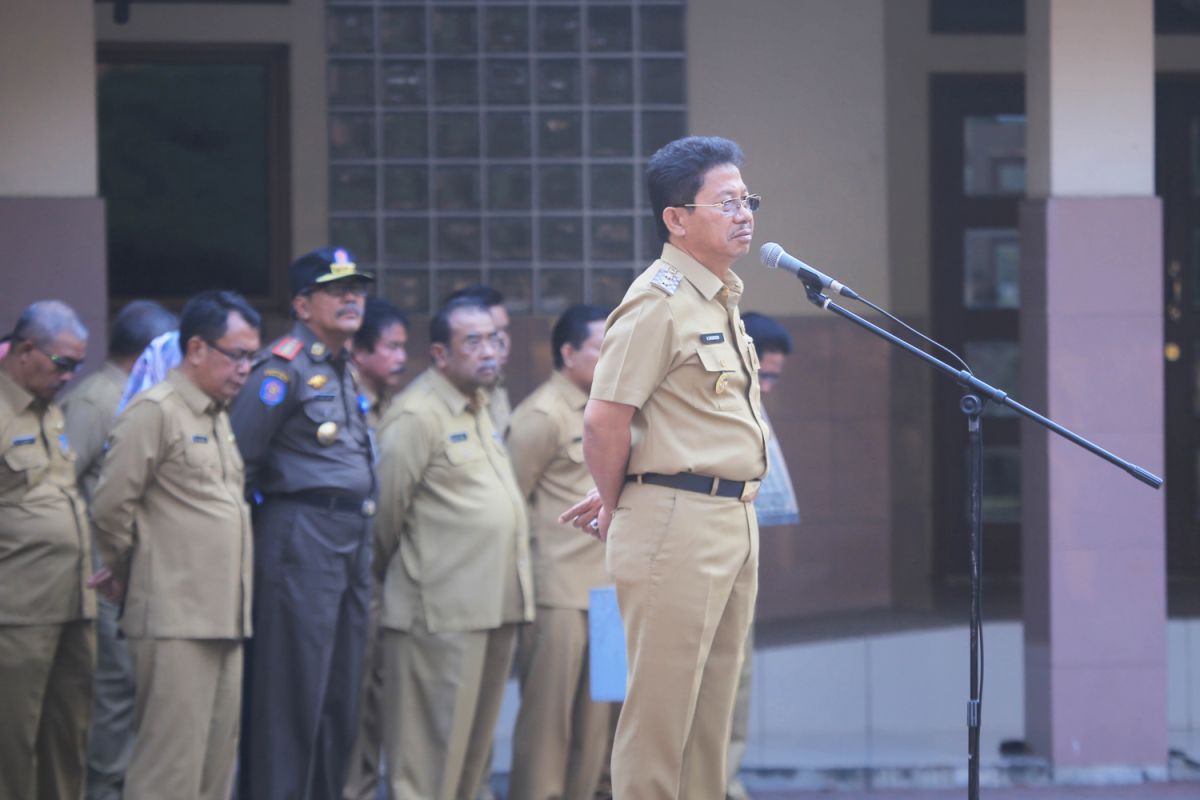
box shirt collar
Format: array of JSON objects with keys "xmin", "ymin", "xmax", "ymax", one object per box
[
  {"xmin": 427, "ymin": 368, "xmax": 484, "ymax": 417},
  {"xmin": 659, "ymin": 242, "xmax": 735, "ymax": 303},
  {"xmin": 292, "ymin": 321, "xmax": 345, "ymax": 364},
  {"xmin": 167, "ymin": 369, "xmax": 217, "ymax": 416},
  {"xmin": 100, "ymin": 360, "xmax": 128, "ymax": 388},
  {"xmin": 0, "ymin": 367, "xmax": 36, "ymax": 416},
  {"xmin": 550, "ymin": 370, "xmax": 589, "ymax": 411}
]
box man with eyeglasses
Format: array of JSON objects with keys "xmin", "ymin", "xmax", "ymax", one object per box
[
  {"xmin": 373, "ymin": 297, "xmax": 533, "ymax": 800},
  {"xmin": 562, "ymin": 136, "xmax": 769, "ymax": 799},
  {"xmin": 88, "ymin": 291, "xmax": 260, "ymax": 800},
  {"xmin": 444, "ymin": 285, "xmax": 513, "ymax": 438},
  {"xmin": 230, "ymin": 248, "xmax": 377, "ymax": 800},
  {"xmin": 0, "ymin": 300, "xmax": 96, "ymax": 800}
]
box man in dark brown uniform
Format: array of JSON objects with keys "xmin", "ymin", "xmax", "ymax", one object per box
[{"xmin": 231, "ymin": 248, "xmax": 376, "ymax": 800}]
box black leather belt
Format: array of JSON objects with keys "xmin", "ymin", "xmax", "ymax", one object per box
[
  {"xmin": 626, "ymin": 472, "xmax": 757, "ymax": 500},
  {"xmin": 271, "ymin": 491, "xmax": 377, "ymax": 517}
]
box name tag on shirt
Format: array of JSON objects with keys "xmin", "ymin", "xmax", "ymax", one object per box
[
  {"xmin": 11, "ymin": 436, "xmax": 36, "ymax": 446},
  {"xmin": 448, "ymin": 432, "xmax": 468, "ymax": 443},
  {"xmin": 699, "ymin": 332, "xmax": 725, "ymax": 345},
  {"xmin": 192, "ymin": 435, "xmax": 209, "ymax": 444}
]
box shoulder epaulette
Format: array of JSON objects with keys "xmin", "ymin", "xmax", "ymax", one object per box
[
  {"xmin": 271, "ymin": 337, "xmax": 303, "ymax": 361},
  {"xmin": 649, "ymin": 265, "xmax": 682, "ymax": 296}
]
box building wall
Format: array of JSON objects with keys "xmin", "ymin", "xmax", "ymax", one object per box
[{"xmin": 1, "ymin": 1, "xmax": 106, "ymax": 367}]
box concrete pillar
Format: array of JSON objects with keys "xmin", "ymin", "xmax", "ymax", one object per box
[
  {"xmin": 1021, "ymin": 0, "xmax": 1166, "ymax": 777},
  {"xmin": 0, "ymin": 0, "xmax": 106, "ymax": 364}
]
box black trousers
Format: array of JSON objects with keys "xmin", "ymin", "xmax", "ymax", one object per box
[{"xmin": 238, "ymin": 499, "xmax": 371, "ymax": 800}]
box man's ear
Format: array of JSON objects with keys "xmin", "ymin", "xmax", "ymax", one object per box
[
  {"xmin": 292, "ymin": 294, "xmax": 310, "ymax": 321},
  {"xmin": 430, "ymin": 342, "xmax": 448, "ymax": 368},
  {"xmin": 183, "ymin": 335, "xmax": 207, "ymax": 366},
  {"xmin": 662, "ymin": 206, "xmax": 688, "ymax": 239}
]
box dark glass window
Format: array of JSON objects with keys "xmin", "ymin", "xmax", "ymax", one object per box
[
  {"xmin": 930, "ymin": 0, "xmax": 1025, "ymax": 34},
  {"xmin": 1158, "ymin": 0, "xmax": 1200, "ymax": 32},
  {"xmin": 99, "ymin": 44, "xmax": 288, "ymax": 300}
]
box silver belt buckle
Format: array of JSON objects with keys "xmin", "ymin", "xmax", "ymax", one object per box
[{"xmin": 361, "ymin": 498, "xmax": 377, "ymax": 518}]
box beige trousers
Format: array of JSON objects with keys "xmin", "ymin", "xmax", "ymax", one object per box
[
  {"xmin": 382, "ymin": 623, "xmax": 517, "ymax": 800},
  {"xmin": 725, "ymin": 625, "xmax": 755, "ymax": 800},
  {"xmin": 0, "ymin": 621, "xmax": 95, "ymax": 800},
  {"xmin": 510, "ymin": 606, "xmax": 613, "ymax": 800},
  {"xmin": 123, "ymin": 638, "xmax": 242, "ymax": 800},
  {"xmin": 605, "ymin": 483, "xmax": 758, "ymax": 800}
]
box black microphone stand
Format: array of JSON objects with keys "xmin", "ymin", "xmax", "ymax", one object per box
[{"xmin": 794, "ymin": 281, "xmax": 1162, "ymax": 800}]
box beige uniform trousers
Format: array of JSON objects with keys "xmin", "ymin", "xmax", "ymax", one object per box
[
  {"xmin": 606, "ymin": 483, "xmax": 758, "ymax": 800},
  {"xmin": 0, "ymin": 621, "xmax": 95, "ymax": 800},
  {"xmin": 510, "ymin": 607, "xmax": 613, "ymax": 800},
  {"xmin": 123, "ymin": 638, "xmax": 242, "ymax": 800},
  {"xmin": 382, "ymin": 623, "xmax": 518, "ymax": 800},
  {"xmin": 725, "ymin": 625, "xmax": 755, "ymax": 800},
  {"xmin": 343, "ymin": 586, "xmax": 386, "ymax": 800}
]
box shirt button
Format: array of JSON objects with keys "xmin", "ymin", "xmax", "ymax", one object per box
[{"xmin": 720, "ymin": 359, "xmax": 729, "ymax": 368}]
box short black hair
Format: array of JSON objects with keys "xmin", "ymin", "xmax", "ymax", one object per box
[
  {"xmin": 646, "ymin": 136, "xmax": 745, "ymax": 243},
  {"xmin": 443, "ymin": 284, "xmax": 505, "ymax": 309},
  {"xmin": 430, "ymin": 297, "xmax": 491, "ymax": 346},
  {"xmin": 551, "ymin": 304, "xmax": 611, "ymax": 370},
  {"xmin": 178, "ymin": 291, "xmax": 261, "ymax": 355},
  {"xmin": 110, "ymin": 300, "xmax": 178, "ymax": 358},
  {"xmin": 742, "ymin": 312, "xmax": 792, "ymax": 358},
  {"xmin": 353, "ymin": 297, "xmax": 408, "ymax": 353}
]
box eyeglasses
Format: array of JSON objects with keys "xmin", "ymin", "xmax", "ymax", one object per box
[
  {"xmin": 460, "ymin": 332, "xmax": 501, "ymax": 354},
  {"xmin": 679, "ymin": 194, "xmax": 762, "ymax": 216},
  {"xmin": 37, "ymin": 346, "xmax": 84, "ymax": 374},
  {"xmin": 205, "ymin": 340, "xmax": 255, "ymax": 366}
]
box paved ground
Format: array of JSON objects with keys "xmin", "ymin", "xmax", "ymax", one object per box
[{"xmin": 751, "ymin": 785, "xmax": 1200, "ymax": 799}]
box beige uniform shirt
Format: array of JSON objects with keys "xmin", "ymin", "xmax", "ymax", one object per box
[
  {"xmin": 507, "ymin": 372, "xmax": 607, "ymax": 610},
  {"xmin": 91, "ymin": 370, "xmax": 253, "ymax": 640},
  {"xmin": 591, "ymin": 243, "xmax": 770, "ymax": 481},
  {"xmin": 0, "ymin": 369, "xmax": 94, "ymax": 624},
  {"xmin": 61, "ymin": 361, "xmax": 125, "ymax": 503},
  {"xmin": 375, "ymin": 368, "xmax": 533, "ymax": 634}
]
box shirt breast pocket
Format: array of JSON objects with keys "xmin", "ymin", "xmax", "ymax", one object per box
[
  {"xmin": 694, "ymin": 346, "xmax": 737, "ymax": 410},
  {"xmin": 444, "ymin": 437, "xmax": 486, "ymax": 466},
  {"xmin": 301, "ymin": 392, "xmax": 343, "ymax": 425},
  {"xmin": 0, "ymin": 441, "xmax": 49, "ymax": 495},
  {"xmin": 183, "ymin": 439, "xmax": 222, "ymax": 475}
]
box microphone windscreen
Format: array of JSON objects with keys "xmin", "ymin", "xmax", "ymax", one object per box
[{"xmin": 760, "ymin": 242, "xmax": 783, "ymax": 269}]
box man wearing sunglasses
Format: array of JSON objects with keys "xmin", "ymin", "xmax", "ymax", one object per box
[
  {"xmin": 0, "ymin": 300, "xmax": 95, "ymax": 800},
  {"xmin": 230, "ymin": 248, "xmax": 377, "ymax": 800}
]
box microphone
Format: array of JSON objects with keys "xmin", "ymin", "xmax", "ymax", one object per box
[{"xmin": 759, "ymin": 243, "xmax": 859, "ymax": 300}]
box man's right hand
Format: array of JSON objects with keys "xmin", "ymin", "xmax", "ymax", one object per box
[{"xmin": 87, "ymin": 566, "xmax": 125, "ymax": 605}]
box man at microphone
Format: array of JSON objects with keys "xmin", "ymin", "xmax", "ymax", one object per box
[{"xmin": 575, "ymin": 136, "xmax": 769, "ymax": 799}]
